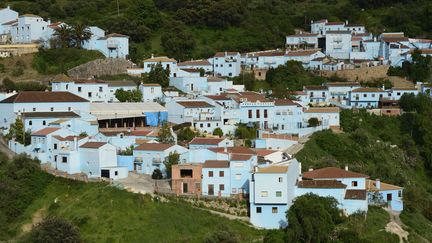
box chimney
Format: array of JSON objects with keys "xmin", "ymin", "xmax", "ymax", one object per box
[
  {"xmin": 151, "ymin": 54, "xmax": 154, "ymax": 58},
  {"xmin": 375, "ymin": 179, "xmax": 381, "ymax": 190},
  {"xmin": 74, "ymin": 136, "xmax": 78, "ymax": 151},
  {"xmin": 345, "ymin": 165, "xmax": 349, "ymax": 171},
  {"xmin": 345, "ymin": 20, "xmax": 348, "ymax": 25},
  {"xmin": 373, "ymin": 36, "xmax": 377, "ymax": 42},
  {"xmin": 298, "ymin": 162, "xmax": 302, "ymax": 176},
  {"xmin": 7, "ymin": 5, "xmax": 10, "ymax": 9},
  {"xmin": 225, "ymin": 51, "xmax": 227, "ymax": 56},
  {"xmin": 47, "ymin": 18, "xmax": 51, "ymax": 25},
  {"xmin": 308, "ymin": 167, "xmax": 313, "ymax": 172}
]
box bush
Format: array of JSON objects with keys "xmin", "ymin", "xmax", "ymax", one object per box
[
  {"xmin": 152, "ymin": 169, "xmax": 163, "ymax": 180},
  {"xmin": 213, "ymin": 128, "xmax": 223, "ymax": 137},
  {"xmin": 308, "ymin": 117, "xmax": 320, "ymax": 127},
  {"xmin": 26, "ymin": 217, "xmax": 81, "ymax": 243}
]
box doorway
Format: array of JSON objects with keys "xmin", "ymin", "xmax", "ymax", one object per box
[
  {"xmin": 182, "ymin": 183, "xmax": 188, "ymax": 193},
  {"xmin": 101, "ymin": 169, "xmax": 110, "ymax": 178},
  {"xmin": 208, "ymin": 184, "xmax": 214, "ymax": 195}
]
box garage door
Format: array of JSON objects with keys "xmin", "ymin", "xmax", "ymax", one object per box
[{"xmin": 101, "ymin": 169, "xmax": 110, "ymax": 178}]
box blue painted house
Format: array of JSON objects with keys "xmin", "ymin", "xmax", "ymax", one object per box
[{"xmin": 201, "ymin": 160, "xmax": 231, "ymax": 197}]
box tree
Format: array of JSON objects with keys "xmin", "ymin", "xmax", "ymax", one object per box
[
  {"xmin": 145, "ymin": 62, "xmax": 170, "ymax": 87},
  {"xmin": 6, "ymin": 118, "xmax": 31, "ymax": 145},
  {"xmin": 114, "ymin": 89, "xmax": 142, "ymax": 102},
  {"xmin": 152, "ymin": 168, "xmax": 163, "ymax": 180},
  {"xmin": 53, "ymin": 25, "xmax": 72, "ymax": 48},
  {"xmin": 285, "ymin": 194, "xmax": 344, "ymax": 243},
  {"xmin": 27, "ymin": 217, "xmax": 81, "ymax": 243},
  {"xmin": 177, "ymin": 127, "xmax": 197, "ymax": 143},
  {"xmin": 160, "ymin": 21, "xmax": 196, "ymax": 60},
  {"xmin": 308, "ymin": 117, "xmax": 320, "ymax": 127},
  {"xmin": 157, "ymin": 122, "xmax": 175, "ymax": 144},
  {"xmin": 2, "ymin": 77, "xmax": 17, "ymax": 92},
  {"xmin": 163, "ymin": 152, "xmax": 179, "ymax": 178},
  {"xmin": 213, "ymin": 128, "xmax": 223, "ymax": 137},
  {"xmin": 71, "ymin": 23, "xmax": 92, "ymax": 49}
]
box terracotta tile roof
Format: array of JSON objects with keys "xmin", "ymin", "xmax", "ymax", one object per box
[
  {"xmin": 304, "ymin": 85, "xmax": 327, "ymax": 90},
  {"xmin": 107, "ymin": 80, "xmax": 137, "ymax": 87},
  {"xmin": 144, "ymin": 56, "xmax": 176, "ymax": 63},
  {"xmin": 312, "ymin": 57, "xmax": 326, "ymax": 61},
  {"xmin": 286, "ymin": 50, "xmax": 321, "ymax": 57},
  {"xmin": 344, "ymin": 189, "xmax": 367, "ymax": 200},
  {"xmin": 205, "ymin": 94, "xmax": 231, "ymax": 101},
  {"xmin": 1, "ymin": 91, "xmax": 89, "ymax": 103},
  {"xmin": 178, "ymin": 60, "xmax": 211, "ymax": 66},
  {"xmin": 190, "ymin": 137, "xmax": 224, "ymax": 145},
  {"xmin": 180, "ymin": 68, "xmax": 200, "ymax": 73},
  {"xmin": 22, "ymin": 111, "xmax": 80, "ymax": 118},
  {"xmin": 314, "ymin": 19, "xmax": 328, "ymax": 23},
  {"xmin": 51, "ymin": 74, "xmax": 74, "ymax": 83},
  {"xmin": 74, "ymin": 79, "xmax": 106, "ymax": 84},
  {"xmin": 298, "ymin": 180, "xmax": 347, "ymax": 188},
  {"xmin": 203, "ymin": 160, "xmax": 229, "ymax": 168},
  {"xmin": 231, "ymin": 154, "xmax": 252, "ymax": 161},
  {"xmin": 304, "ymin": 107, "xmax": 340, "ymax": 113},
  {"xmin": 325, "ymin": 21, "xmax": 345, "ymax": 26},
  {"xmin": 255, "ymin": 51, "xmax": 285, "ymax": 57},
  {"xmin": 2, "ymin": 19, "xmax": 18, "ymax": 25},
  {"xmin": 255, "ymin": 149, "xmax": 277, "ymax": 157},
  {"xmin": 303, "ymin": 167, "xmax": 369, "ymax": 179},
  {"xmin": 326, "ymin": 30, "xmax": 351, "ymax": 34},
  {"xmin": 256, "ymin": 166, "xmax": 288, "ymax": 173},
  {"xmin": 208, "ymin": 146, "xmax": 256, "ymax": 155},
  {"xmin": 419, "ymin": 49, "xmax": 432, "ymax": 55},
  {"xmin": 214, "ymin": 52, "xmax": 239, "ymax": 57},
  {"xmin": 366, "ymin": 179, "xmax": 403, "ymax": 191},
  {"xmin": 31, "ymin": 127, "xmax": 60, "ymax": 136},
  {"xmin": 177, "ymin": 101, "xmax": 214, "ymax": 108},
  {"xmin": 351, "ymin": 87, "xmax": 384, "ymax": 93},
  {"xmin": 274, "ymin": 99, "xmax": 300, "ymax": 106},
  {"xmin": 381, "ymin": 37, "xmax": 409, "ymax": 42},
  {"xmin": 134, "ymin": 143, "xmax": 173, "ymax": 151},
  {"xmin": 79, "ymin": 142, "xmax": 107, "ymax": 149},
  {"xmin": 141, "ymin": 83, "xmax": 161, "ymax": 87},
  {"xmin": 207, "ymin": 76, "xmax": 226, "ymax": 82},
  {"xmin": 345, "ymin": 24, "xmax": 364, "ymax": 27},
  {"xmin": 237, "ymin": 92, "xmax": 269, "ymax": 102}
]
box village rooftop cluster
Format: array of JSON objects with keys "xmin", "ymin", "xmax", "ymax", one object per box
[{"xmin": 1, "ymin": 5, "xmax": 431, "ymax": 229}]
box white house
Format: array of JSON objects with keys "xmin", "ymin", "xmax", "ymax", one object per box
[
  {"xmin": 286, "ymin": 33, "xmax": 319, "ymax": 50},
  {"xmin": 11, "ymin": 14, "xmax": 50, "ymax": 43},
  {"xmin": 139, "ymin": 83, "xmax": 163, "ymax": 102},
  {"xmin": 177, "ymin": 59, "xmax": 213, "ymax": 73},
  {"xmin": 0, "ymin": 91, "xmax": 90, "ymax": 133},
  {"xmin": 0, "ymin": 6, "xmax": 18, "ymax": 35},
  {"xmin": 348, "ymin": 87, "xmax": 386, "ymax": 108},
  {"xmin": 83, "ymin": 27, "xmax": 129, "ymax": 58},
  {"xmin": 189, "ymin": 137, "xmax": 234, "ymax": 150},
  {"xmin": 210, "ymin": 52, "xmax": 241, "ymax": 77},
  {"xmin": 325, "ymin": 30, "xmax": 352, "ymax": 60}
]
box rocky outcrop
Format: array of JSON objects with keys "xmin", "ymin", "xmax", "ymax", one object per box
[{"xmin": 67, "ymin": 58, "xmax": 136, "ymax": 78}]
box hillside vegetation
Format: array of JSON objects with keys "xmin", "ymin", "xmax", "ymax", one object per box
[
  {"xmin": 0, "ymin": 154, "xmax": 261, "ymax": 242},
  {"xmin": 2, "ymin": 0, "xmax": 431, "ymax": 62},
  {"xmin": 297, "ymin": 94, "xmax": 432, "ymax": 242}
]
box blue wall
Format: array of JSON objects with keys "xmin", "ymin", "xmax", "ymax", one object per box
[
  {"xmin": 145, "ymin": 111, "xmax": 168, "ymax": 126},
  {"xmin": 117, "ymin": 155, "xmax": 134, "ymax": 171}
]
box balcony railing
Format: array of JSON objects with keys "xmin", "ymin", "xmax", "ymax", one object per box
[
  {"xmin": 134, "ymin": 157, "xmax": 143, "ymax": 163},
  {"xmin": 152, "ymin": 158, "xmax": 162, "ymax": 164}
]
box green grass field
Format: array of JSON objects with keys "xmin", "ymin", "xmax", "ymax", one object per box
[{"xmin": 11, "ymin": 177, "xmax": 262, "ymax": 242}]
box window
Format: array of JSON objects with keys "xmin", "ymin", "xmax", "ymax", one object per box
[
  {"xmin": 200, "ymin": 124, "xmax": 203, "ymax": 128},
  {"xmin": 256, "ymin": 110, "xmax": 260, "ymax": 118},
  {"xmin": 66, "ymin": 84, "xmax": 68, "ymax": 90},
  {"xmin": 322, "ymin": 92, "xmax": 326, "ymax": 97},
  {"xmin": 42, "ymin": 121, "xmax": 46, "ymax": 125},
  {"xmin": 351, "ymin": 181, "xmax": 358, "ymax": 187},
  {"xmin": 272, "ymin": 207, "xmax": 278, "ymax": 213},
  {"xmin": 264, "ymin": 109, "xmax": 268, "ymax": 118},
  {"xmin": 248, "ymin": 110, "xmax": 252, "ymax": 118},
  {"xmin": 219, "ymin": 171, "xmax": 224, "ymax": 177},
  {"xmin": 219, "ymin": 184, "xmax": 224, "ymax": 191},
  {"xmin": 228, "ymin": 72, "xmax": 232, "ymax": 76},
  {"xmin": 256, "ymin": 207, "xmax": 262, "ymax": 213},
  {"xmin": 278, "ymin": 177, "xmax": 283, "ymax": 183},
  {"xmin": 78, "ymin": 87, "xmax": 82, "ymax": 92},
  {"xmin": 68, "ymin": 107, "xmax": 71, "ymax": 111},
  {"xmin": 33, "ymin": 107, "xmax": 36, "ymax": 111},
  {"xmin": 207, "ymin": 123, "xmax": 211, "ymax": 127},
  {"xmin": 363, "ymin": 94, "xmax": 367, "ymax": 98},
  {"xmin": 398, "ymin": 190, "xmax": 402, "ymax": 197},
  {"xmin": 151, "ymin": 88, "xmax": 154, "ymax": 93},
  {"xmin": 88, "ymin": 92, "xmax": 92, "ymax": 98},
  {"xmin": 29, "ymin": 121, "xmax": 32, "ymax": 125},
  {"xmin": 260, "ymin": 191, "xmax": 268, "ymax": 197},
  {"xmin": 235, "ymin": 173, "xmax": 241, "ymax": 180},
  {"xmin": 232, "ymin": 188, "xmax": 237, "ymax": 194},
  {"xmin": 54, "ymin": 144, "xmax": 57, "ymax": 150},
  {"xmin": 99, "ymin": 87, "xmax": 103, "ymax": 92},
  {"xmin": 372, "ymin": 94, "xmax": 375, "ymax": 98},
  {"xmin": 115, "ymin": 171, "xmax": 118, "ymax": 176},
  {"xmin": 50, "ymin": 107, "xmax": 54, "ymax": 111},
  {"xmin": 397, "ymin": 92, "xmax": 401, "ymax": 96},
  {"xmin": 208, "ymin": 171, "xmax": 214, "ymax": 177},
  {"xmin": 62, "ymin": 157, "xmax": 67, "ymax": 163},
  {"xmin": 276, "ymin": 191, "xmax": 282, "ymax": 197},
  {"xmin": 229, "ymin": 64, "xmax": 232, "ymax": 67}
]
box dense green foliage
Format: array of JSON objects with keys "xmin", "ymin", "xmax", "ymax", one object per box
[
  {"xmin": 213, "ymin": 128, "xmax": 224, "ymax": 137},
  {"xmin": 24, "ymin": 217, "xmax": 81, "ymax": 243},
  {"xmin": 235, "ymin": 124, "xmax": 257, "ymax": 140},
  {"xmin": 144, "ymin": 62, "xmax": 170, "ymax": 87},
  {"xmin": 157, "ymin": 122, "xmax": 175, "ymax": 144},
  {"xmin": 5, "ymin": 118, "xmax": 31, "ymax": 145},
  {"xmin": 114, "ymin": 88, "xmax": 142, "ymax": 102},
  {"xmin": 163, "ymin": 152, "xmax": 179, "ymax": 178},
  {"xmin": 387, "ymin": 51, "xmax": 432, "ymax": 82},
  {"xmin": 0, "ymin": 153, "xmax": 261, "ymax": 242},
  {"xmin": 0, "ymin": 78, "xmax": 47, "ymax": 92},
  {"xmin": 32, "ymin": 48, "xmax": 104, "ymax": 74},
  {"xmin": 177, "ymin": 127, "xmax": 199, "ymax": 144},
  {"xmin": 297, "ymin": 97, "xmax": 432, "ymax": 241},
  {"xmin": 3, "ymin": 0, "xmax": 431, "ymax": 62}
]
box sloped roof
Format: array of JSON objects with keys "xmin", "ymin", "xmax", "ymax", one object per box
[
  {"xmin": 51, "ymin": 74, "xmax": 74, "ymax": 83},
  {"xmin": 190, "ymin": 137, "xmax": 224, "ymax": 145},
  {"xmin": 298, "ymin": 180, "xmax": 347, "ymax": 188},
  {"xmin": 177, "ymin": 101, "xmax": 214, "ymax": 108},
  {"xmin": 304, "ymin": 107, "xmax": 340, "ymax": 113},
  {"xmin": 344, "ymin": 189, "xmax": 367, "ymax": 200},
  {"xmin": 302, "ymin": 167, "xmax": 369, "ymax": 179},
  {"xmin": 366, "ymin": 179, "xmax": 403, "ymax": 191},
  {"xmin": 304, "ymin": 85, "xmax": 327, "ymax": 90},
  {"xmin": 285, "ymin": 50, "xmax": 320, "ymax": 56},
  {"xmin": 178, "ymin": 60, "xmax": 211, "ymax": 66},
  {"xmin": 274, "ymin": 99, "xmax": 300, "ymax": 106},
  {"xmin": 256, "ymin": 166, "xmax": 288, "ymax": 173},
  {"xmin": 107, "ymin": 80, "xmax": 136, "ymax": 87},
  {"xmin": 203, "ymin": 160, "xmax": 229, "ymax": 168},
  {"xmin": 215, "ymin": 52, "xmax": 239, "ymax": 57},
  {"xmin": 231, "ymin": 154, "xmax": 253, "ymax": 161},
  {"xmin": 255, "ymin": 149, "xmax": 277, "ymax": 157},
  {"xmin": 79, "ymin": 142, "xmax": 107, "ymax": 149},
  {"xmin": 144, "ymin": 56, "xmax": 176, "ymax": 63},
  {"xmin": 326, "ymin": 82, "xmax": 360, "ymax": 87},
  {"xmin": 1, "ymin": 91, "xmax": 88, "ymax": 103},
  {"xmin": 351, "ymin": 87, "xmax": 384, "ymax": 93},
  {"xmin": 22, "ymin": 111, "xmax": 79, "ymax": 118},
  {"xmin": 98, "ymin": 33, "xmax": 129, "ymax": 40},
  {"xmin": 208, "ymin": 146, "xmax": 256, "ymax": 155},
  {"xmin": 134, "ymin": 143, "xmax": 173, "ymax": 151},
  {"xmin": 31, "ymin": 127, "xmax": 60, "ymax": 136}
]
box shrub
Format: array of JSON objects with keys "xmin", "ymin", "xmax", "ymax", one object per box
[
  {"xmin": 308, "ymin": 117, "xmax": 320, "ymax": 127},
  {"xmin": 152, "ymin": 169, "xmax": 163, "ymax": 180},
  {"xmin": 26, "ymin": 217, "xmax": 81, "ymax": 243},
  {"xmin": 213, "ymin": 128, "xmax": 223, "ymax": 137}
]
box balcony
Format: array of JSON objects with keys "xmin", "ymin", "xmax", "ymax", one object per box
[
  {"xmin": 107, "ymin": 41, "xmax": 119, "ymax": 49},
  {"xmin": 134, "ymin": 157, "xmax": 143, "ymax": 163},
  {"xmin": 152, "ymin": 158, "xmax": 162, "ymax": 164}
]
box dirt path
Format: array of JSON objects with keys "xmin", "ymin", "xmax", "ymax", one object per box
[
  {"xmin": 20, "ymin": 207, "xmax": 46, "ymax": 234},
  {"xmin": 0, "ymin": 135, "xmax": 14, "ymax": 159},
  {"xmin": 384, "ymin": 208, "xmax": 409, "ymax": 243}
]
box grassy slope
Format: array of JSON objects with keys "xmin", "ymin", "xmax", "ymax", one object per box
[{"xmin": 10, "ymin": 176, "xmax": 261, "ymax": 242}]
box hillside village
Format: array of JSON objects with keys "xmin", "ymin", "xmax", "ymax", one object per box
[{"xmin": 0, "ymin": 5, "xmax": 431, "ymax": 234}]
